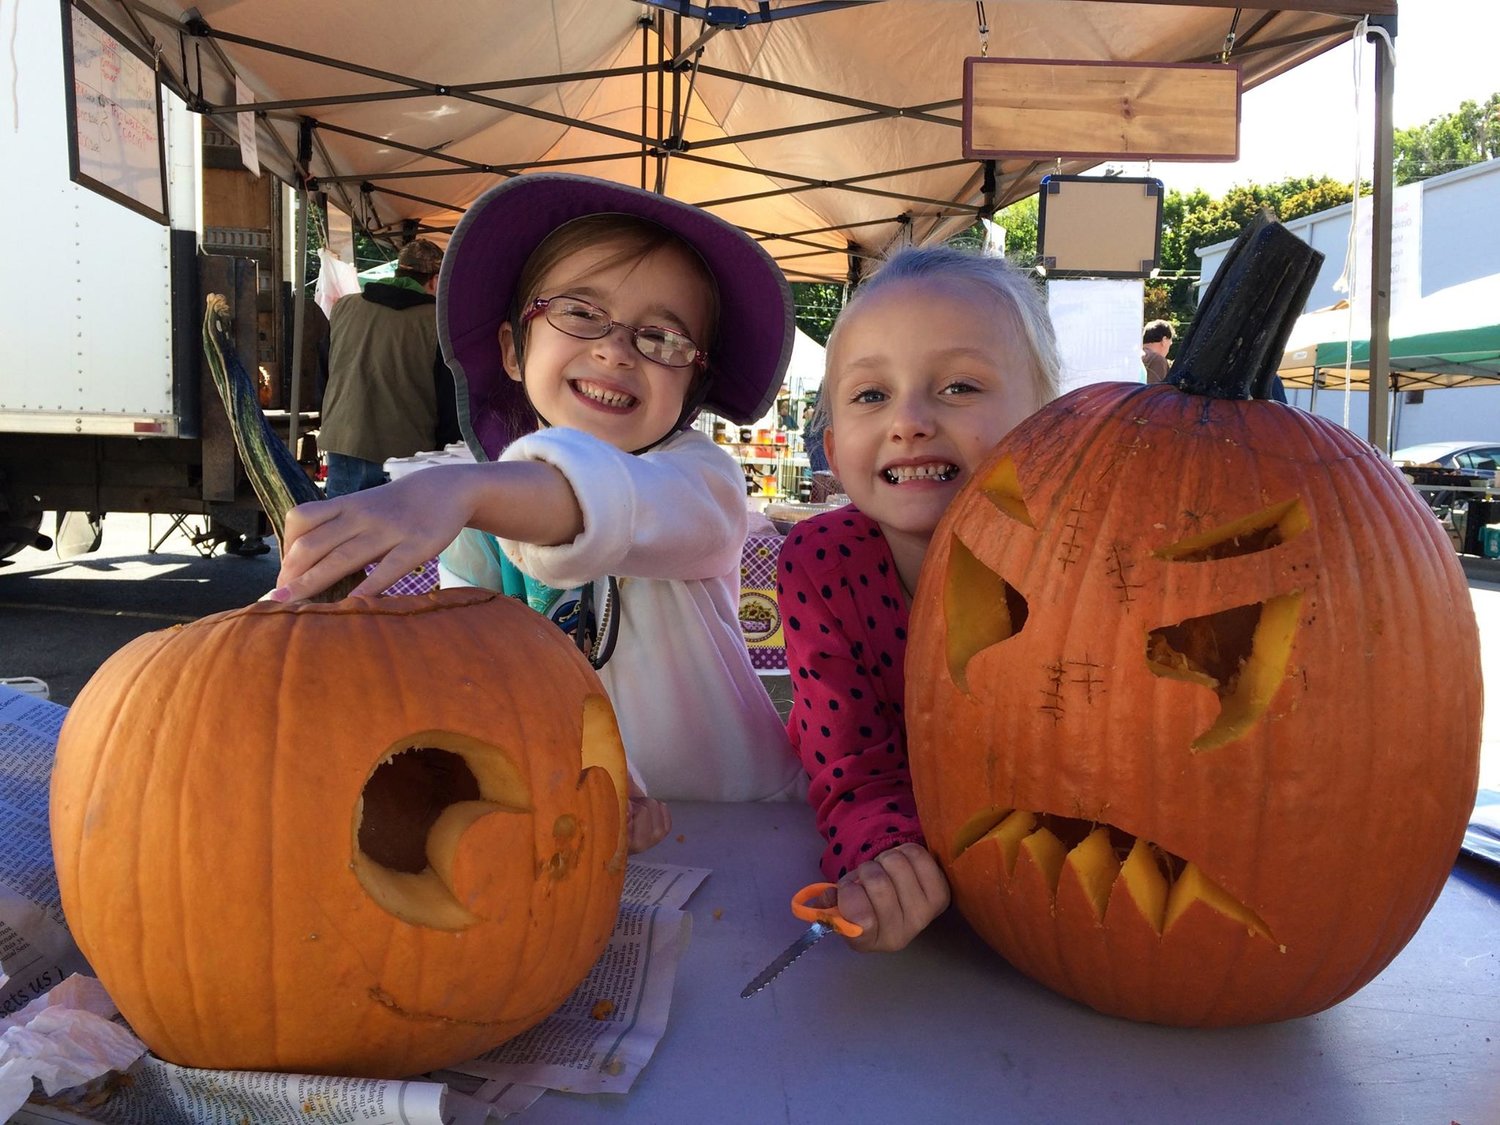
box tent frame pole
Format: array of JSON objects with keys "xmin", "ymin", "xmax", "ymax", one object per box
[{"xmin": 1367, "ymin": 14, "xmax": 1396, "ymax": 452}]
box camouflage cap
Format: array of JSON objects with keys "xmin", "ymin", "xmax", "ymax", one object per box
[{"xmin": 396, "ymin": 238, "xmax": 444, "ymax": 274}]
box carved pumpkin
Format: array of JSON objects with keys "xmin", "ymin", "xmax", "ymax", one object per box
[
  {"xmin": 50, "ymin": 588, "xmax": 628, "ymax": 1077},
  {"xmin": 907, "ymin": 218, "xmax": 1481, "ymax": 1026}
]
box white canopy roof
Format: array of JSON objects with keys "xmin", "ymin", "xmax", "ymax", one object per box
[{"xmin": 101, "ymin": 0, "xmax": 1390, "ymax": 281}]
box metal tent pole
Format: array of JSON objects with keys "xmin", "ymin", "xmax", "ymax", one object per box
[{"xmin": 1366, "ymin": 15, "xmax": 1397, "ymax": 452}]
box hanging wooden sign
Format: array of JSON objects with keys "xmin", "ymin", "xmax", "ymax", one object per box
[{"xmin": 963, "ymin": 58, "xmax": 1241, "ymax": 162}]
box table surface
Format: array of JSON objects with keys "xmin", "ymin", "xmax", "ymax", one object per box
[{"xmin": 527, "ymin": 801, "xmax": 1500, "ymax": 1125}]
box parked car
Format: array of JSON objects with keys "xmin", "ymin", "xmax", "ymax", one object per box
[
  {"xmin": 1390, "ymin": 442, "xmax": 1500, "ymax": 546},
  {"xmin": 1390, "ymin": 441, "xmax": 1500, "ymax": 479}
]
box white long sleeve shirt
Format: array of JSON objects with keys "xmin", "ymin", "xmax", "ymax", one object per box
[{"xmin": 440, "ymin": 427, "xmax": 805, "ymax": 803}]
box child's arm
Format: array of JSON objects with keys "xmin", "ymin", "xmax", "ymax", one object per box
[
  {"xmin": 497, "ymin": 428, "xmax": 746, "ymax": 588},
  {"xmin": 777, "ymin": 521, "xmax": 924, "ymax": 880},
  {"xmin": 833, "ymin": 842, "xmax": 950, "ymax": 953},
  {"xmin": 275, "ymin": 460, "xmax": 582, "ymax": 600}
]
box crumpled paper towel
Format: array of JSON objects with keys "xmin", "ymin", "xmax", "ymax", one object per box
[{"xmin": 0, "ymin": 973, "xmax": 146, "ymax": 1120}]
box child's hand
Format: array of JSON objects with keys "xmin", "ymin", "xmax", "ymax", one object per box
[
  {"xmin": 833, "ymin": 843, "xmax": 950, "ymax": 953},
  {"xmin": 273, "ymin": 468, "xmax": 480, "ymax": 600},
  {"xmin": 627, "ymin": 795, "xmax": 671, "ymax": 853}
]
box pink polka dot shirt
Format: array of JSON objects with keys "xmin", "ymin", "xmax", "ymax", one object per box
[{"xmin": 777, "ymin": 505, "xmax": 924, "ymax": 881}]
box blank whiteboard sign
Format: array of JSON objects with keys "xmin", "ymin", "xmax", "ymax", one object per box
[
  {"xmin": 964, "ymin": 57, "xmax": 1241, "ymax": 162},
  {"xmin": 63, "ymin": 1, "xmax": 168, "ymax": 223},
  {"xmin": 1038, "ymin": 175, "xmax": 1163, "ymax": 279}
]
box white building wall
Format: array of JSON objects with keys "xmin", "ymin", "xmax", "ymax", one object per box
[{"xmin": 1196, "ymin": 157, "xmax": 1500, "ymax": 448}]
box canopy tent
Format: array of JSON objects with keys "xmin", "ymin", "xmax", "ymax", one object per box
[
  {"xmin": 97, "ymin": 0, "xmax": 1391, "ymax": 283},
  {"xmin": 1279, "ymin": 275, "xmax": 1500, "ymax": 391},
  {"xmin": 783, "ymin": 329, "xmax": 827, "ymax": 402}
]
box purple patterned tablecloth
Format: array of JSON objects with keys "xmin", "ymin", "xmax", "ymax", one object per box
[
  {"xmin": 739, "ymin": 533, "xmax": 786, "ymax": 674},
  {"xmin": 369, "ymin": 535, "xmax": 787, "ymax": 673}
]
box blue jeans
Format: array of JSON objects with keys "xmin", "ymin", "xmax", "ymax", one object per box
[{"xmin": 324, "ymin": 453, "xmax": 388, "ymax": 498}]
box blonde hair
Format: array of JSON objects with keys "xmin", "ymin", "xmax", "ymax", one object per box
[{"xmin": 816, "ymin": 245, "xmax": 1061, "ymax": 429}]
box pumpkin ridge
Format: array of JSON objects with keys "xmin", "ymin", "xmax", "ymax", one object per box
[{"xmin": 174, "ymin": 657, "xmax": 216, "ymax": 1061}]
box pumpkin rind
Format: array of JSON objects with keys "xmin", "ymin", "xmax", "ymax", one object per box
[
  {"xmin": 50, "ymin": 587, "xmax": 628, "ymax": 1077},
  {"xmin": 907, "ymin": 383, "xmax": 1482, "ymax": 1026}
]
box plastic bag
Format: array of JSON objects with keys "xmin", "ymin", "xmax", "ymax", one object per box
[{"xmin": 313, "ymin": 247, "xmax": 362, "ymax": 319}]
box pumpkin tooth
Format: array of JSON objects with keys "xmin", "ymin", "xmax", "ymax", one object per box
[
  {"xmin": 951, "ymin": 807, "xmax": 1014, "ymax": 858},
  {"xmin": 1018, "ymin": 826, "xmax": 1066, "ymax": 892},
  {"xmin": 1165, "ymin": 862, "xmax": 1277, "ymax": 942},
  {"xmin": 1116, "ymin": 838, "xmax": 1170, "ymax": 934},
  {"xmin": 1063, "ymin": 827, "xmax": 1120, "ymax": 921},
  {"xmin": 957, "ymin": 810, "xmax": 1275, "ymax": 944}
]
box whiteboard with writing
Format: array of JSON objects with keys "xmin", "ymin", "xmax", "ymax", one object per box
[{"xmin": 64, "ymin": 1, "xmax": 168, "ymax": 222}]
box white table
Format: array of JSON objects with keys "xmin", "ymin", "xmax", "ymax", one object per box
[{"xmin": 527, "ymin": 801, "xmax": 1500, "ymax": 1124}]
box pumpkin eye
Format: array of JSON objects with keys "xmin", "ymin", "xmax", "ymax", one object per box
[
  {"xmin": 1153, "ymin": 496, "xmax": 1309, "ymax": 562},
  {"xmin": 976, "ymin": 454, "xmax": 1035, "ymax": 529},
  {"xmin": 1146, "ymin": 499, "xmax": 1308, "ymax": 751},
  {"xmin": 1146, "ymin": 593, "xmax": 1303, "ymax": 751},
  {"xmin": 944, "ymin": 456, "xmax": 1033, "ymax": 691},
  {"xmin": 352, "ymin": 729, "xmax": 539, "ymax": 931},
  {"xmin": 358, "ymin": 747, "xmax": 481, "ymax": 875},
  {"xmin": 944, "ymin": 538, "xmax": 1029, "ymax": 692}
]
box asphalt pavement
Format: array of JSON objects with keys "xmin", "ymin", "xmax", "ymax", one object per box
[{"xmin": 0, "ymin": 512, "xmax": 280, "ymax": 705}]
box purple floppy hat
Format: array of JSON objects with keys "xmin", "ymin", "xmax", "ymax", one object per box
[{"xmin": 437, "ymin": 173, "xmax": 795, "ymax": 460}]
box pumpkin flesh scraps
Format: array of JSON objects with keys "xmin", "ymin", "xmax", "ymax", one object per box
[{"xmin": 952, "ymin": 808, "xmax": 1276, "ymax": 941}]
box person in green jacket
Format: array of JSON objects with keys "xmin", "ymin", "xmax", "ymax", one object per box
[{"xmin": 320, "ymin": 238, "xmax": 459, "ymax": 496}]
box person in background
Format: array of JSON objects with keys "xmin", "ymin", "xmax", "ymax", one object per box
[
  {"xmin": 273, "ymin": 175, "xmax": 807, "ymax": 847},
  {"xmin": 777, "ymin": 244, "xmax": 1061, "ymax": 952},
  {"xmin": 1141, "ymin": 318, "xmax": 1174, "ymax": 383},
  {"xmin": 778, "ymin": 391, "xmax": 798, "ymax": 432},
  {"xmin": 319, "ymin": 238, "xmax": 460, "ymax": 497}
]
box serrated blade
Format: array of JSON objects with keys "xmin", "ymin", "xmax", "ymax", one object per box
[{"xmin": 740, "ymin": 921, "xmax": 833, "ymax": 998}]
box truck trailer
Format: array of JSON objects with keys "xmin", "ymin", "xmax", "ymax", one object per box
[{"xmin": 1, "ymin": 0, "xmax": 314, "ymax": 559}]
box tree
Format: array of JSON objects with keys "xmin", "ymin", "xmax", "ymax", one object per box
[
  {"xmin": 1394, "ymin": 92, "xmax": 1500, "ymax": 184},
  {"xmin": 791, "ymin": 282, "xmax": 844, "ymax": 346},
  {"xmin": 302, "ymin": 203, "xmax": 400, "ymax": 287},
  {"xmin": 1150, "ymin": 176, "xmax": 1358, "ymax": 330}
]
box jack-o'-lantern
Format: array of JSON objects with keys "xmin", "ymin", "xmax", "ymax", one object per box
[
  {"xmin": 50, "ymin": 588, "xmax": 629, "ymax": 1077},
  {"xmin": 906, "ymin": 216, "xmax": 1481, "ymax": 1026}
]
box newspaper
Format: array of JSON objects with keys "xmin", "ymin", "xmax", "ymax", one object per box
[{"xmin": 0, "ymin": 685, "xmax": 707, "ymax": 1122}]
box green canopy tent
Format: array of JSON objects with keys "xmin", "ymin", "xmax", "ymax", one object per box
[
  {"xmin": 1282, "ymin": 323, "xmax": 1500, "ymax": 391},
  {"xmin": 1279, "ymin": 275, "xmax": 1500, "ymax": 392}
]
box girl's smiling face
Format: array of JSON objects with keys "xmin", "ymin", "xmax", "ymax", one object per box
[
  {"xmin": 824, "ymin": 275, "xmax": 1042, "ymax": 545},
  {"xmin": 501, "ymin": 238, "xmax": 713, "ymax": 452}
]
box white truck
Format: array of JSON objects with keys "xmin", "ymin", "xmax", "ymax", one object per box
[{"xmin": 0, "ymin": 0, "xmax": 308, "ymax": 559}]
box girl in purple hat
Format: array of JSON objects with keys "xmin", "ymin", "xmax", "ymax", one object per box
[
  {"xmin": 778, "ymin": 245, "xmax": 1060, "ymax": 950},
  {"xmin": 275, "ymin": 175, "xmax": 806, "ymax": 846}
]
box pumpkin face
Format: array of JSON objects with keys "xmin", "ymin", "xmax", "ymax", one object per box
[
  {"xmin": 907, "ymin": 383, "xmax": 1481, "ymax": 1027},
  {"xmin": 50, "ymin": 587, "xmax": 628, "ymax": 1078}
]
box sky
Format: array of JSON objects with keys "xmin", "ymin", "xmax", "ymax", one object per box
[{"xmin": 1114, "ymin": 0, "xmax": 1500, "ymax": 196}]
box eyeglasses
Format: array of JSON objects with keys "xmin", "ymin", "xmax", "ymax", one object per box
[{"xmin": 522, "ymin": 296, "xmax": 708, "ymax": 370}]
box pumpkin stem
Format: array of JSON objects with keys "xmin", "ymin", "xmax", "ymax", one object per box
[
  {"xmin": 1167, "ymin": 209, "xmax": 1324, "ymax": 401},
  {"xmin": 202, "ymin": 294, "xmax": 361, "ymax": 602}
]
